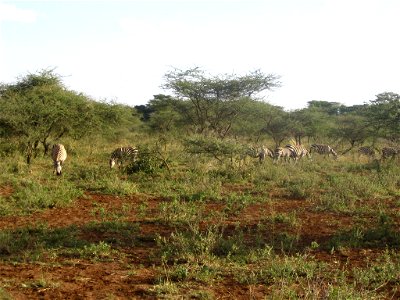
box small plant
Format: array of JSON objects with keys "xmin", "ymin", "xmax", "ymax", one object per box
[
  {"xmin": 310, "ymin": 241, "xmax": 320, "ymax": 249},
  {"xmin": 234, "ymin": 253, "xmax": 321, "ymax": 286},
  {"xmin": 352, "ymin": 250, "xmax": 400, "ymax": 291},
  {"xmin": 137, "ymin": 201, "xmax": 148, "ymax": 218},
  {"xmin": 90, "ymin": 203, "xmax": 130, "ymax": 223},
  {"xmin": 158, "ymin": 198, "xmax": 204, "ymax": 225},
  {"xmin": 152, "ymin": 256, "xmax": 179, "ymax": 297},
  {"xmin": 328, "ymin": 214, "xmax": 400, "ymax": 249},
  {"xmin": 21, "ymin": 276, "xmax": 60, "ymax": 290},
  {"xmin": 274, "ymin": 232, "xmax": 300, "ymax": 252},
  {"xmin": 282, "ymin": 177, "xmax": 316, "ymax": 199},
  {"xmin": 78, "ymin": 241, "xmax": 116, "ymax": 261},
  {"xmin": 0, "ymin": 288, "xmax": 12, "ymax": 300},
  {"xmin": 223, "ymin": 193, "xmax": 251, "ymax": 217},
  {"xmin": 268, "ymin": 212, "xmax": 298, "ymax": 227}
]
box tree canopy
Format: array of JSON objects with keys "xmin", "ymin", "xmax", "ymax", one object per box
[
  {"xmin": 1, "ymin": 68, "xmax": 399, "ymax": 163},
  {"xmin": 161, "ymin": 68, "xmax": 281, "ymax": 138},
  {"xmin": 0, "ymin": 70, "xmax": 140, "ymax": 162}
]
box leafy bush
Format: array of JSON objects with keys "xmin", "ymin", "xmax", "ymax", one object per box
[{"xmin": 126, "ymin": 145, "xmax": 167, "ymax": 174}]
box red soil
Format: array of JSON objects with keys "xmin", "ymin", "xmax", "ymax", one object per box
[{"xmin": 0, "ymin": 190, "xmax": 398, "ymax": 299}]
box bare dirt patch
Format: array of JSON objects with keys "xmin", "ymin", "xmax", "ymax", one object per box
[{"xmin": 0, "ymin": 185, "xmax": 13, "ymax": 198}]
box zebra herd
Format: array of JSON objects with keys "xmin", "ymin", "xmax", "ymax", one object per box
[
  {"xmin": 257, "ymin": 143, "xmax": 398, "ymax": 163},
  {"xmin": 257, "ymin": 143, "xmax": 336, "ymax": 163},
  {"xmin": 51, "ymin": 144, "xmax": 139, "ymax": 176},
  {"xmin": 51, "ymin": 142, "xmax": 399, "ymax": 175},
  {"xmin": 357, "ymin": 146, "xmax": 400, "ymax": 160}
]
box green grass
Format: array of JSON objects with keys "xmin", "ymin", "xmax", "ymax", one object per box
[
  {"xmin": 328, "ymin": 213, "xmax": 400, "ymax": 249},
  {"xmin": 0, "ymin": 138, "xmax": 399, "ymax": 298}
]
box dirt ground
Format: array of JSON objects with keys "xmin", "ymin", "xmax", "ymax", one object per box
[{"xmin": 0, "ymin": 191, "xmax": 398, "ymax": 299}]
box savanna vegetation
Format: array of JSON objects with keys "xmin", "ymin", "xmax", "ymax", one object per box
[{"xmin": 0, "ymin": 68, "xmax": 399, "ymax": 299}]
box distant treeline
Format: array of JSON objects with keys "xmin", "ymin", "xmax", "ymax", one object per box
[{"xmin": 1, "ymin": 68, "xmax": 399, "ymax": 163}]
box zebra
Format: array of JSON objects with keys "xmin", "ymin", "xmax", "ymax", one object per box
[
  {"xmin": 52, "ymin": 144, "xmax": 67, "ymax": 176},
  {"xmin": 285, "ymin": 144, "xmax": 311, "ymax": 162},
  {"xmin": 310, "ymin": 144, "xmax": 338, "ymax": 159},
  {"xmin": 381, "ymin": 147, "xmax": 399, "ymax": 160},
  {"xmin": 358, "ymin": 146, "xmax": 376, "ymax": 159},
  {"xmin": 258, "ymin": 146, "xmax": 274, "ymax": 162},
  {"xmin": 274, "ymin": 146, "xmax": 294, "ymax": 163},
  {"xmin": 109, "ymin": 146, "xmax": 139, "ymax": 168}
]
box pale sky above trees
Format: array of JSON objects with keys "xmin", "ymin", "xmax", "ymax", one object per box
[{"xmin": 0, "ymin": 0, "xmax": 399, "ymax": 110}]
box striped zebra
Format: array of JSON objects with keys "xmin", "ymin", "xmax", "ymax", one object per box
[
  {"xmin": 258, "ymin": 146, "xmax": 274, "ymax": 162},
  {"xmin": 285, "ymin": 144, "xmax": 311, "ymax": 162},
  {"xmin": 52, "ymin": 144, "xmax": 67, "ymax": 176},
  {"xmin": 310, "ymin": 144, "xmax": 338, "ymax": 159},
  {"xmin": 381, "ymin": 147, "xmax": 399, "ymax": 160},
  {"xmin": 109, "ymin": 146, "xmax": 139, "ymax": 168},
  {"xmin": 274, "ymin": 146, "xmax": 295, "ymax": 163},
  {"xmin": 358, "ymin": 146, "xmax": 376, "ymax": 159}
]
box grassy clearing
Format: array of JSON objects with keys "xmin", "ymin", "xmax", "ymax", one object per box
[{"xmin": 0, "ymin": 138, "xmax": 399, "ymax": 298}]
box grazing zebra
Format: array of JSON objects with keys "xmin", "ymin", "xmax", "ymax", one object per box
[
  {"xmin": 258, "ymin": 146, "xmax": 274, "ymax": 162},
  {"xmin": 274, "ymin": 146, "xmax": 294, "ymax": 163},
  {"xmin": 358, "ymin": 146, "xmax": 376, "ymax": 159},
  {"xmin": 381, "ymin": 147, "xmax": 399, "ymax": 160},
  {"xmin": 109, "ymin": 146, "xmax": 139, "ymax": 168},
  {"xmin": 310, "ymin": 144, "xmax": 338, "ymax": 159},
  {"xmin": 52, "ymin": 144, "xmax": 67, "ymax": 176},
  {"xmin": 285, "ymin": 144, "xmax": 311, "ymax": 162}
]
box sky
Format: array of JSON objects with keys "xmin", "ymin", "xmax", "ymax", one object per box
[{"xmin": 0, "ymin": 0, "xmax": 399, "ymax": 111}]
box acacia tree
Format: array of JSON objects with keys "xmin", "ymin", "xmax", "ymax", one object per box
[
  {"xmin": 230, "ymin": 98, "xmax": 282, "ymax": 142},
  {"xmin": 0, "ymin": 70, "xmax": 98, "ymax": 163},
  {"xmin": 331, "ymin": 113, "xmax": 371, "ymax": 153},
  {"xmin": 144, "ymin": 94, "xmax": 187, "ymax": 134},
  {"xmin": 162, "ymin": 68, "xmax": 281, "ymax": 138},
  {"xmin": 293, "ymin": 102, "xmax": 341, "ymax": 144},
  {"xmin": 365, "ymin": 92, "xmax": 400, "ymax": 141}
]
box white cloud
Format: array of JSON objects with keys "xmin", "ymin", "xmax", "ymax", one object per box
[{"xmin": 0, "ymin": 3, "xmax": 37, "ymax": 23}]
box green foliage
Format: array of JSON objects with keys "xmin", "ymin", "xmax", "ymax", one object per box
[
  {"xmin": 143, "ymin": 168, "xmax": 222, "ymax": 202},
  {"xmin": 4, "ymin": 178, "xmax": 83, "ymax": 215},
  {"xmin": 366, "ymin": 92, "xmax": 400, "ymax": 139},
  {"xmin": 157, "ymin": 223, "xmax": 246, "ymax": 262},
  {"xmin": 0, "ymin": 70, "xmax": 141, "ymax": 163},
  {"xmin": 183, "ymin": 135, "xmax": 244, "ymax": 163},
  {"xmin": 353, "ymin": 250, "xmax": 400, "ymax": 291},
  {"xmin": 281, "ymin": 175, "xmax": 319, "ymax": 199},
  {"xmin": 162, "ymin": 68, "xmax": 280, "ymax": 137},
  {"xmin": 328, "ymin": 214, "xmax": 400, "ymax": 249},
  {"xmin": 0, "ymin": 224, "xmax": 83, "ymax": 261},
  {"xmin": 126, "ymin": 150, "xmax": 163, "ymax": 175},
  {"xmin": 145, "ymin": 94, "xmax": 185, "ymax": 134},
  {"xmin": 258, "ymin": 105, "xmax": 291, "ymax": 146},
  {"xmin": 333, "ymin": 113, "xmax": 371, "ymax": 148},
  {"xmin": 234, "ymin": 252, "xmax": 321, "ymax": 285},
  {"xmin": 76, "ymin": 241, "xmax": 116, "ymax": 261},
  {"xmin": 0, "ymin": 288, "xmax": 12, "ymax": 300},
  {"xmin": 2, "ymin": 68, "xmax": 400, "ymax": 300},
  {"xmin": 159, "ymin": 198, "xmax": 204, "ymax": 225},
  {"xmin": 267, "ymin": 212, "xmax": 298, "ymax": 227},
  {"xmin": 315, "ymin": 170, "xmax": 389, "ymax": 213},
  {"xmin": 68, "ymin": 163, "xmax": 138, "ymax": 195},
  {"xmin": 92, "ymin": 101, "xmax": 141, "ymax": 141}
]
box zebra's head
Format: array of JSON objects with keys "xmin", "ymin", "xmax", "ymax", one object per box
[{"xmin": 55, "ymin": 161, "xmax": 62, "ymax": 176}]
